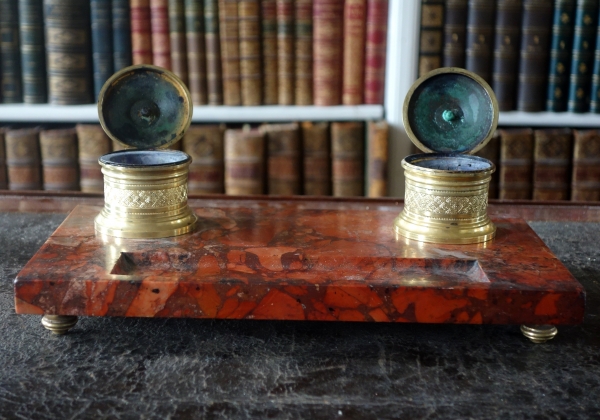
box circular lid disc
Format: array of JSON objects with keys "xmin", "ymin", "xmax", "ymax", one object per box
[
  {"xmin": 98, "ymin": 64, "xmax": 193, "ymax": 150},
  {"xmin": 403, "ymin": 68, "xmax": 499, "ymax": 155}
]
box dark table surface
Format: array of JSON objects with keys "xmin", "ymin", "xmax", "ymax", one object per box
[{"xmin": 1, "ymin": 205, "xmax": 599, "ymax": 419}]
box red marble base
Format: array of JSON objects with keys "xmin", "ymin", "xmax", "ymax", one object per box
[{"xmin": 15, "ymin": 204, "xmax": 584, "ymax": 325}]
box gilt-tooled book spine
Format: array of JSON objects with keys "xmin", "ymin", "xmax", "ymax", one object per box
[
  {"xmin": 492, "ymin": 0, "xmax": 522, "ymax": 111},
  {"xmin": 19, "ymin": 0, "xmax": 46, "ymax": 104},
  {"xmin": 567, "ymin": 0, "xmax": 598, "ymax": 113},
  {"xmin": 261, "ymin": 0, "xmax": 278, "ymax": 104},
  {"xmin": 204, "ymin": 0, "xmax": 223, "ymax": 105},
  {"xmin": 5, "ymin": 127, "xmax": 42, "ymax": 190},
  {"xmin": 475, "ymin": 132, "xmax": 500, "ymax": 199},
  {"xmin": 517, "ymin": 0, "xmax": 554, "ymax": 111},
  {"xmin": 571, "ymin": 129, "xmax": 600, "ymax": 201},
  {"xmin": 90, "ymin": 0, "xmax": 113, "ymax": 101},
  {"xmin": 364, "ymin": 0, "xmax": 387, "ymax": 105},
  {"xmin": 169, "ymin": 0, "xmax": 188, "ymax": 85},
  {"xmin": 533, "ymin": 128, "xmax": 573, "ymax": 200},
  {"xmin": 590, "ymin": 15, "xmax": 600, "ymax": 112},
  {"xmin": 239, "ymin": 0, "xmax": 262, "ymax": 105},
  {"xmin": 301, "ymin": 121, "xmax": 330, "ymax": 196},
  {"xmin": 342, "ymin": 0, "xmax": 366, "ymax": 105},
  {"xmin": 150, "ymin": 0, "xmax": 171, "ymax": 69},
  {"xmin": 224, "ymin": 127, "xmax": 265, "ymax": 195},
  {"xmin": 418, "ymin": 0, "xmax": 444, "ymax": 78},
  {"xmin": 0, "ymin": 128, "xmax": 8, "ymax": 189},
  {"xmin": 443, "ymin": 0, "xmax": 468, "ymax": 68},
  {"xmin": 112, "ymin": 0, "xmax": 132, "ymax": 71},
  {"xmin": 331, "ymin": 122, "xmax": 364, "ymax": 197},
  {"xmin": 219, "ymin": 0, "xmax": 241, "ymax": 105},
  {"xmin": 366, "ymin": 120, "xmax": 388, "ymax": 197},
  {"xmin": 262, "ymin": 123, "xmax": 302, "ymax": 195},
  {"xmin": 465, "ymin": 0, "xmax": 495, "ymax": 83},
  {"xmin": 1, "ymin": 0, "xmax": 23, "ymax": 103},
  {"xmin": 185, "ymin": 0, "xmax": 207, "ymax": 105},
  {"xmin": 295, "ymin": 0, "xmax": 313, "ymax": 105},
  {"xmin": 131, "ymin": 0, "xmax": 153, "ymax": 65},
  {"xmin": 547, "ymin": 0, "xmax": 576, "ymax": 111},
  {"xmin": 44, "ymin": 0, "xmax": 92, "ymax": 105},
  {"xmin": 277, "ymin": 0, "xmax": 295, "ymax": 105},
  {"xmin": 75, "ymin": 124, "xmax": 111, "ymax": 193},
  {"xmin": 313, "ymin": 0, "xmax": 343, "ymax": 105},
  {"xmin": 183, "ymin": 125, "xmax": 225, "ymax": 194},
  {"xmin": 40, "ymin": 128, "xmax": 79, "ymax": 191},
  {"xmin": 498, "ymin": 128, "xmax": 534, "ymax": 200}
]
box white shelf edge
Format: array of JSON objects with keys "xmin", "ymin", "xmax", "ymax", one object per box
[{"xmin": 499, "ymin": 111, "xmax": 600, "ymax": 127}]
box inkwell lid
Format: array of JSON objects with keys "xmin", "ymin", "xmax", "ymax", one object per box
[{"xmin": 403, "ymin": 67, "xmax": 499, "ymax": 155}]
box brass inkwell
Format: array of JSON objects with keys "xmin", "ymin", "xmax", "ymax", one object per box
[
  {"xmin": 94, "ymin": 65, "xmax": 197, "ymax": 238},
  {"xmin": 395, "ymin": 68, "xmax": 498, "ymax": 244}
]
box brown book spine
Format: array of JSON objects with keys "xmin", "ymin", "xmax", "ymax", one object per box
[
  {"xmin": 419, "ymin": 0, "xmax": 444, "ymax": 77},
  {"xmin": 75, "ymin": 124, "xmax": 112, "ymax": 193},
  {"xmin": 204, "ymin": 0, "xmax": 223, "ymax": 105},
  {"xmin": 5, "ymin": 127, "xmax": 42, "ymax": 190},
  {"xmin": 331, "ymin": 122, "xmax": 364, "ymax": 197},
  {"xmin": 224, "ymin": 127, "xmax": 265, "ymax": 195},
  {"xmin": 185, "ymin": 0, "xmax": 207, "ymax": 104},
  {"xmin": 367, "ymin": 120, "xmax": 388, "ymax": 197},
  {"xmin": 40, "ymin": 128, "xmax": 79, "ymax": 191},
  {"xmin": 239, "ymin": 0, "xmax": 262, "ymax": 105},
  {"xmin": 313, "ymin": 0, "xmax": 343, "ymax": 105},
  {"xmin": 131, "ymin": 0, "xmax": 153, "ymax": 64},
  {"xmin": 261, "ymin": 0, "xmax": 279, "ymax": 104},
  {"xmin": 277, "ymin": 0, "xmax": 295, "ymax": 104},
  {"xmin": 219, "ymin": 0, "xmax": 242, "ymax": 105},
  {"xmin": 302, "ymin": 121, "xmax": 330, "ymax": 195},
  {"xmin": 532, "ymin": 128, "xmax": 573, "ymax": 200},
  {"xmin": 295, "ymin": 0, "xmax": 313, "ymax": 105},
  {"xmin": 465, "ymin": 0, "xmax": 495, "ymax": 83},
  {"xmin": 262, "ymin": 123, "xmax": 301, "ymax": 195},
  {"xmin": 364, "ymin": 0, "xmax": 388, "ymax": 105},
  {"xmin": 571, "ymin": 129, "xmax": 600, "ymax": 201},
  {"xmin": 169, "ymin": 0, "xmax": 188, "ymax": 84},
  {"xmin": 342, "ymin": 0, "xmax": 367, "ymax": 105},
  {"xmin": 443, "ymin": 0, "xmax": 468, "ymax": 68},
  {"xmin": 183, "ymin": 124, "xmax": 225, "ymax": 194},
  {"xmin": 499, "ymin": 128, "xmax": 534, "ymax": 200},
  {"xmin": 0, "ymin": 128, "xmax": 7, "ymax": 189},
  {"xmin": 150, "ymin": 0, "xmax": 172, "ymax": 69},
  {"xmin": 475, "ymin": 132, "xmax": 500, "ymax": 199}
]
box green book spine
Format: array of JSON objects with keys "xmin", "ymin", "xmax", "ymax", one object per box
[
  {"xmin": 90, "ymin": 0, "xmax": 113, "ymax": 101},
  {"xmin": 169, "ymin": 0, "xmax": 188, "ymax": 85},
  {"xmin": 1, "ymin": 0, "xmax": 23, "ymax": 102},
  {"xmin": 19, "ymin": 0, "xmax": 46, "ymax": 103},
  {"xmin": 589, "ymin": 7, "xmax": 600, "ymax": 111},
  {"xmin": 112, "ymin": 0, "xmax": 132, "ymax": 71}
]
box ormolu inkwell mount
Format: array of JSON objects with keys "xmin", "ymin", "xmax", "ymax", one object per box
[
  {"xmin": 395, "ymin": 67, "xmax": 498, "ymax": 244},
  {"xmin": 94, "ymin": 64, "xmax": 197, "ymax": 238}
]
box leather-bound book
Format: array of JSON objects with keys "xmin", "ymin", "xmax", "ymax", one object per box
[
  {"xmin": 366, "ymin": 120, "xmax": 388, "ymax": 197},
  {"xmin": 568, "ymin": 0, "xmax": 598, "ymax": 113},
  {"xmin": 517, "ymin": 0, "xmax": 553, "ymax": 111},
  {"xmin": 443, "ymin": 0, "xmax": 468, "ymax": 68},
  {"xmin": 150, "ymin": 0, "xmax": 171, "ymax": 69},
  {"xmin": 185, "ymin": 0, "xmax": 207, "ymax": 104},
  {"xmin": 418, "ymin": 0, "xmax": 444, "ymax": 77},
  {"xmin": 0, "ymin": 0, "xmax": 22, "ymax": 103},
  {"xmin": 219, "ymin": 0, "xmax": 241, "ymax": 105},
  {"xmin": 262, "ymin": 123, "xmax": 301, "ymax": 195},
  {"xmin": 112, "ymin": 0, "xmax": 132, "ymax": 71},
  {"xmin": 498, "ymin": 128, "xmax": 534, "ymax": 200},
  {"xmin": 5, "ymin": 128, "xmax": 42, "ymax": 191},
  {"xmin": 91, "ymin": 0, "xmax": 114, "ymax": 101},
  {"xmin": 0, "ymin": 128, "xmax": 7, "ymax": 189},
  {"xmin": 183, "ymin": 125, "xmax": 225, "ymax": 194},
  {"xmin": 75, "ymin": 124, "xmax": 111, "ymax": 193},
  {"xmin": 224, "ymin": 127, "xmax": 265, "ymax": 195},
  {"xmin": 19, "ymin": 0, "xmax": 47, "ymax": 103},
  {"xmin": 40, "ymin": 128, "xmax": 79, "ymax": 191},
  {"xmin": 131, "ymin": 0, "xmax": 153, "ymax": 65},
  {"xmin": 331, "ymin": 122, "xmax": 364, "ymax": 197},
  {"xmin": 313, "ymin": 0, "xmax": 343, "ymax": 105},
  {"xmin": 364, "ymin": 0, "xmax": 388, "ymax": 105},
  {"xmin": 261, "ymin": 0, "xmax": 278, "ymax": 104},
  {"xmin": 571, "ymin": 129, "xmax": 600, "ymax": 201},
  {"xmin": 295, "ymin": 0, "xmax": 313, "ymax": 105},
  {"xmin": 342, "ymin": 0, "xmax": 367, "ymax": 105},
  {"xmin": 169, "ymin": 0, "xmax": 188, "ymax": 84},
  {"xmin": 475, "ymin": 132, "xmax": 500, "ymax": 199},
  {"xmin": 239, "ymin": 0, "xmax": 262, "ymax": 105},
  {"xmin": 301, "ymin": 121, "xmax": 330, "ymax": 196},
  {"xmin": 465, "ymin": 0, "xmax": 495, "ymax": 83},
  {"xmin": 204, "ymin": 0, "xmax": 223, "ymax": 105},
  {"xmin": 547, "ymin": 0, "xmax": 576, "ymax": 112},
  {"xmin": 590, "ymin": 20, "xmax": 600, "ymax": 112},
  {"xmin": 492, "ymin": 0, "xmax": 522, "ymax": 111},
  {"xmin": 533, "ymin": 128, "xmax": 573, "ymax": 200},
  {"xmin": 277, "ymin": 0, "xmax": 295, "ymax": 105}
]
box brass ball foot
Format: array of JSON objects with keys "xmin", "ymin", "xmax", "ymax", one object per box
[
  {"xmin": 41, "ymin": 315, "xmax": 78, "ymax": 335},
  {"xmin": 520, "ymin": 325, "xmax": 558, "ymax": 343}
]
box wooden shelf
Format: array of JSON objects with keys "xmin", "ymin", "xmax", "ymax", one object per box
[{"xmin": 498, "ymin": 111, "xmax": 600, "ymax": 127}]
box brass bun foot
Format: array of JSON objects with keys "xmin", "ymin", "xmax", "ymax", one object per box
[
  {"xmin": 41, "ymin": 315, "xmax": 78, "ymax": 335},
  {"xmin": 520, "ymin": 325, "xmax": 558, "ymax": 343}
]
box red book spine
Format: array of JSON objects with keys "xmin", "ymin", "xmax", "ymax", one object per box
[
  {"xmin": 342, "ymin": 0, "xmax": 367, "ymax": 105},
  {"xmin": 150, "ymin": 0, "xmax": 172, "ymax": 69},
  {"xmin": 364, "ymin": 0, "xmax": 388, "ymax": 105},
  {"xmin": 313, "ymin": 0, "xmax": 343, "ymax": 106},
  {"xmin": 131, "ymin": 0, "xmax": 153, "ymax": 65}
]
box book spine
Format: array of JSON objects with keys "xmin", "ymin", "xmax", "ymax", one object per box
[
  {"xmin": 547, "ymin": 0, "xmax": 576, "ymax": 111},
  {"xmin": 301, "ymin": 121, "xmax": 330, "ymax": 195},
  {"xmin": 418, "ymin": 0, "xmax": 444, "ymax": 77},
  {"xmin": 90, "ymin": 0, "xmax": 113, "ymax": 101},
  {"xmin": 443, "ymin": 0, "xmax": 468, "ymax": 68},
  {"xmin": 571, "ymin": 129, "xmax": 600, "ymax": 200},
  {"xmin": 295, "ymin": 0, "xmax": 313, "ymax": 105},
  {"xmin": 590, "ymin": 14, "xmax": 600, "ymax": 112},
  {"xmin": 204, "ymin": 0, "xmax": 223, "ymax": 105},
  {"xmin": 475, "ymin": 132, "xmax": 500, "ymax": 198},
  {"xmin": 517, "ymin": 0, "xmax": 554, "ymax": 111},
  {"xmin": 40, "ymin": 128, "xmax": 79, "ymax": 191},
  {"xmin": 219, "ymin": 0, "xmax": 241, "ymax": 105},
  {"xmin": 499, "ymin": 128, "xmax": 534, "ymax": 199},
  {"xmin": 239, "ymin": 0, "xmax": 262, "ymax": 105},
  {"xmin": 331, "ymin": 122, "xmax": 364, "ymax": 197},
  {"xmin": 169, "ymin": 0, "xmax": 188, "ymax": 84},
  {"xmin": 492, "ymin": 0, "xmax": 522, "ymax": 111},
  {"xmin": 5, "ymin": 128, "xmax": 41, "ymax": 190},
  {"xmin": 567, "ymin": 0, "xmax": 598, "ymax": 113},
  {"xmin": 1, "ymin": 0, "xmax": 23, "ymax": 103},
  {"xmin": 342, "ymin": 0, "xmax": 366, "ymax": 105},
  {"xmin": 364, "ymin": 0, "xmax": 388, "ymax": 105},
  {"xmin": 263, "ymin": 123, "xmax": 301, "ymax": 195},
  {"xmin": 277, "ymin": 0, "xmax": 294, "ymax": 105},
  {"xmin": 367, "ymin": 120, "xmax": 388, "ymax": 197},
  {"xmin": 75, "ymin": 124, "xmax": 111, "ymax": 193},
  {"xmin": 185, "ymin": 0, "xmax": 207, "ymax": 104},
  {"xmin": 19, "ymin": 0, "xmax": 47, "ymax": 104},
  {"xmin": 465, "ymin": 0, "xmax": 495, "ymax": 83},
  {"xmin": 183, "ymin": 125, "xmax": 225, "ymax": 194},
  {"xmin": 112, "ymin": 0, "xmax": 132, "ymax": 71},
  {"xmin": 0, "ymin": 128, "xmax": 7, "ymax": 189},
  {"xmin": 44, "ymin": 0, "xmax": 92, "ymax": 105},
  {"xmin": 131, "ymin": 0, "xmax": 153, "ymax": 65},
  {"xmin": 262, "ymin": 0, "xmax": 278, "ymax": 104},
  {"xmin": 313, "ymin": 0, "xmax": 343, "ymax": 105},
  {"xmin": 224, "ymin": 127, "xmax": 265, "ymax": 195},
  {"xmin": 150, "ymin": 0, "xmax": 172, "ymax": 69},
  {"xmin": 533, "ymin": 128, "xmax": 573, "ymax": 200}
]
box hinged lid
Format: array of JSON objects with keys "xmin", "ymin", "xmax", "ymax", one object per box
[
  {"xmin": 403, "ymin": 67, "xmax": 499, "ymax": 155},
  {"xmin": 98, "ymin": 64, "xmax": 193, "ymax": 150}
]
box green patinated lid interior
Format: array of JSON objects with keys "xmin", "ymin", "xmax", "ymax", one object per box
[{"xmin": 404, "ymin": 70, "xmax": 497, "ymax": 154}]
